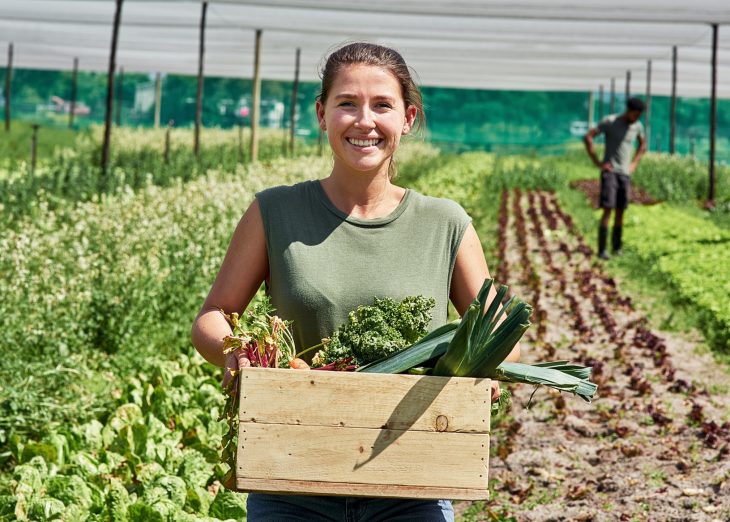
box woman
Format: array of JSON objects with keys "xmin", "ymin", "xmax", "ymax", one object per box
[{"xmin": 191, "ymin": 42, "xmax": 519, "ymax": 521}]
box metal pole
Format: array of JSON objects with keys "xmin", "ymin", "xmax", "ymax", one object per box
[
  {"xmin": 645, "ymin": 59, "xmax": 652, "ymax": 152},
  {"xmin": 610, "ymin": 77, "xmax": 615, "ymax": 114},
  {"xmin": 708, "ymin": 24, "xmax": 718, "ymax": 206},
  {"xmin": 250, "ymin": 29, "xmax": 262, "ymax": 163},
  {"xmin": 102, "ymin": 0, "xmax": 123, "ymax": 175},
  {"xmin": 598, "ymin": 84, "xmax": 604, "ymax": 121},
  {"xmin": 69, "ymin": 57, "xmax": 78, "ymax": 129},
  {"xmin": 4, "ymin": 42, "xmax": 12, "ymax": 132},
  {"xmin": 154, "ymin": 72, "xmax": 161, "ymax": 129},
  {"xmin": 30, "ymin": 124, "xmax": 39, "ymax": 172},
  {"xmin": 670, "ymin": 45, "xmax": 677, "ymax": 155},
  {"xmin": 116, "ymin": 66, "xmax": 124, "ymax": 126},
  {"xmin": 625, "ymin": 70, "xmax": 631, "ymax": 101},
  {"xmin": 194, "ymin": 1, "xmax": 207, "ymax": 158},
  {"xmin": 290, "ymin": 47, "xmax": 301, "ymax": 156}
]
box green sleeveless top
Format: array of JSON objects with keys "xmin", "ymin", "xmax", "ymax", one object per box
[{"xmin": 256, "ymin": 180, "xmax": 471, "ymax": 357}]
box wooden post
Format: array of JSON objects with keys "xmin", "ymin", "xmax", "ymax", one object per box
[
  {"xmin": 116, "ymin": 66, "xmax": 124, "ymax": 126},
  {"xmin": 194, "ymin": 1, "xmax": 207, "ymax": 158},
  {"xmin": 250, "ymin": 29, "xmax": 263, "ymax": 163},
  {"xmin": 290, "ymin": 47, "xmax": 301, "ymax": 156},
  {"xmin": 30, "ymin": 124, "xmax": 39, "ymax": 172},
  {"xmin": 69, "ymin": 57, "xmax": 78, "ymax": 129},
  {"xmin": 598, "ymin": 84, "xmax": 604, "ymax": 121},
  {"xmin": 625, "ymin": 70, "xmax": 631, "ymax": 101},
  {"xmin": 164, "ymin": 119, "xmax": 173, "ymax": 165},
  {"xmin": 4, "ymin": 42, "xmax": 12, "ymax": 132},
  {"xmin": 708, "ymin": 24, "xmax": 718, "ymax": 207},
  {"xmin": 154, "ymin": 72, "xmax": 162, "ymax": 129},
  {"xmin": 587, "ymin": 91, "xmax": 594, "ymax": 128},
  {"xmin": 238, "ymin": 123, "xmax": 244, "ymax": 163},
  {"xmin": 645, "ymin": 59, "xmax": 652, "ymax": 151},
  {"xmin": 609, "ymin": 77, "xmax": 615, "ymax": 114},
  {"xmin": 102, "ymin": 0, "xmax": 124, "ymax": 175},
  {"xmin": 670, "ymin": 45, "xmax": 677, "ymax": 155}
]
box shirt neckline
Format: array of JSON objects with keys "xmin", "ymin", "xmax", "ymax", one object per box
[{"xmin": 313, "ymin": 180, "xmax": 412, "ymax": 227}]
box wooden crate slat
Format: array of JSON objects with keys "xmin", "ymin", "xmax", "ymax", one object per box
[
  {"xmin": 238, "ymin": 367, "xmax": 490, "ymax": 433},
  {"xmin": 237, "ymin": 422, "xmax": 490, "ymax": 490},
  {"xmin": 235, "ymin": 478, "xmax": 489, "ymax": 501}
]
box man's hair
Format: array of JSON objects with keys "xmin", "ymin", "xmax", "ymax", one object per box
[{"xmin": 626, "ymin": 97, "xmax": 646, "ymax": 113}]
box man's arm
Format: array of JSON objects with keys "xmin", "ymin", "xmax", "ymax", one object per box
[
  {"xmin": 584, "ymin": 127, "xmax": 611, "ymax": 171},
  {"xmin": 629, "ymin": 134, "xmax": 647, "ymax": 174}
]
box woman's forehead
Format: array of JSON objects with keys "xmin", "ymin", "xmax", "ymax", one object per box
[{"xmin": 329, "ymin": 64, "xmax": 403, "ymax": 95}]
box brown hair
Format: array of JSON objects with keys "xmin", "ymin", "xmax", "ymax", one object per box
[{"xmin": 317, "ymin": 42, "xmax": 425, "ymax": 133}]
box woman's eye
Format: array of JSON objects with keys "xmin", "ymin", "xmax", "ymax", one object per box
[
  {"xmin": 376, "ymin": 103, "xmax": 393, "ymax": 109},
  {"xmin": 338, "ymin": 101, "xmax": 354, "ymax": 107}
]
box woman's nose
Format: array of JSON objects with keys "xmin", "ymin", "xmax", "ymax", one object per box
[{"xmin": 354, "ymin": 107, "xmax": 375, "ymax": 129}]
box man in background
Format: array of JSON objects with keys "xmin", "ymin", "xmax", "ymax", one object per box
[{"xmin": 583, "ymin": 97, "xmax": 647, "ymax": 259}]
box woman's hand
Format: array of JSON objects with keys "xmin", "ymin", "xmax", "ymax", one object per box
[
  {"xmin": 490, "ymin": 381, "xmax": 501, "ymax": 403},
  {"xmin": 222, "ymin": 348, "xmax": 251, "ymax": 394}
]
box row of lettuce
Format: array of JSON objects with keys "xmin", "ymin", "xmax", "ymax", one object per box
[{"xmin": 622, "ymin": 204, "xmax": 730, "ymax": 353}]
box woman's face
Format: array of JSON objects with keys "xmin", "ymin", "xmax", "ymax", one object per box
[{"xmin": 316, "ymin": 64, "xmax": 417, "ymax": 178}]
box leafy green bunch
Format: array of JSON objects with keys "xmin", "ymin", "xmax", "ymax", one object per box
[{"xmin": 312, "ymin": 296, "xmax": 436, "ymax": 367}]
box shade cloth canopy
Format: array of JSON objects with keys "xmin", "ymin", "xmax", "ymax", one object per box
[{"xmin": 1, "ymin": 0, "xmax": 728, "ymax": 97}]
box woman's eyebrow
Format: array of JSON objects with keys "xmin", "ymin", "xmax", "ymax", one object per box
[{"xmin": 333, "ymin": 93, "xmax": 397, "ymax": 102}]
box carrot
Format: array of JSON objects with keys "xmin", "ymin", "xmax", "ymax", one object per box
[{"xmin": 289, "ymin": 358, "xmax": 311, "ymax": 370}]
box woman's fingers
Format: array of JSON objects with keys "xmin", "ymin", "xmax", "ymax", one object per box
[
  {"xmin": 222, "ymin": 350, "xmax": 251, "ymax": 391},
  {"xmin": 490, "ymin": 381, "xmax": 501, "ymax": 403}
]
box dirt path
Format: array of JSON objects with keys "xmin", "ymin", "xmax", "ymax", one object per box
[{"xmin": 456, "ymin": 190, "xmax": 730, "ymax": 522}]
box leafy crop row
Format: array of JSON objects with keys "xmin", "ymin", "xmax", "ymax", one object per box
[
  {"xmin": 624, "ymin": 204, "xmax": 730, "ymax": 353},
  {"xmin": 1, "ymin": 157, "xmax": 328, "ymax": 436},
  {"xmin": 0, "ymin": 126, "xmax": 317, "ymax": 226}
]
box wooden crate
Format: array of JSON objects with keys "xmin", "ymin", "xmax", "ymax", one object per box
[{"xmin": 233, "ymin": 367, "xmax": 491, "ymax": 500}]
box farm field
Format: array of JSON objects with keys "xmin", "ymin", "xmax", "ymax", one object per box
[{"xmin": 1, "ymin": 129, "xmax": 729, "ymax": 521}]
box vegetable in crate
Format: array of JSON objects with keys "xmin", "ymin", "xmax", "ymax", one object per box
[
  {"xmin": 309, "ymin": 295, "xmax": 435, "ymax": 367},
  {"xmin": 219, "ymin": 296, "xmax": 297, "ymax": 484},
  {"xmin": 359, "ymin": 279, "xmax": 598, "ymax": 402}
]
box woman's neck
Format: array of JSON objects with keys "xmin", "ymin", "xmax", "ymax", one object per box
[{"xmin": 320, "ymin": 168, "xmax": 405, "ymax": 220}]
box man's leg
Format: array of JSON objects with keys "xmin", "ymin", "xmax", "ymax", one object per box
[
  {"xmin": 612, "ymin": 207, "xmax": 624, "ymax": 254},
  {"xmin": 598, "ymin": 207, "xmax": 612, "ymax": 259},
  {"xmin": 612, "ymin": 173, "xmax": 630, "ymax": 255}
]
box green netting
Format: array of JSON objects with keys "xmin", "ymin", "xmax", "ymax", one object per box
[{"xmin": 1, "ymin": 67, "xmax": 729, "ymax": 163}]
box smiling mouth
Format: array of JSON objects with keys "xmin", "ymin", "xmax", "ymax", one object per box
[{"xmin": 347, "ymin": 138, "xmax": 381, "ymax": 148}]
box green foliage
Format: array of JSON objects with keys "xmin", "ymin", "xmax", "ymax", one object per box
[
  {"xmin": 0, "ymin": 125, "xmax": 318, "ymax": 225},
  {"xmin": 624, "ymin": 204, "xmax": 730, "ymax": 353},
  {"xmin": 313, "ymin": 295, "xmax": 436, "ymax": 367},
  {"xmin": 208, "ymin": 489, "xmax": 247, "ymax": 520},
  {"xmin": 633, "ymin": 153, "xmax": 730, "ymax": 204}
]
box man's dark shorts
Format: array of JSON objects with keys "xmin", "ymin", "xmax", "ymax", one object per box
[{"xmin": 599, "ymin": 170, "xmax": 631, "ymax": 209}]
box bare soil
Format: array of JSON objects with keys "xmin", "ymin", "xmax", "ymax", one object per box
[{"xmin": 455, "ymin": 190, "xmax": 730, "ymax": 522}]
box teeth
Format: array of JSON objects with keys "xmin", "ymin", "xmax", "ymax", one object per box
[{"xmin": 349, "ymin": 138, "xmax": 380, "ymax": 147}]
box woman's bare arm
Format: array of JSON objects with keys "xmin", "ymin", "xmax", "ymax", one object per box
[
  {"xmin": 450, "ymin": 223, "xmax": 521, "ymax": 364},
  {"xmin": 191, "ymin": 199, "xmax": 269, "ymax": 368}
]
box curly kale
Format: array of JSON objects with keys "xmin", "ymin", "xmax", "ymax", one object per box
[{"xmin": 313, "ymin": 296, "xmax": 436, "ymax": 367}]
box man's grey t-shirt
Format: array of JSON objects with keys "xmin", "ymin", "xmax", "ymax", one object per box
[{"xmin": 597, "ymin": 114, "xmax": 644, "ymax": 175}]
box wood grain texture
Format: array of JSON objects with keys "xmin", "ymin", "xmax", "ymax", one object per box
[
  {"xmin": 234, "ymin": 368, "xmax": 491, "ymax": 499},
  {"xmin": 238, "ymin": 367, "xmax": 491, "ymax": 433}
]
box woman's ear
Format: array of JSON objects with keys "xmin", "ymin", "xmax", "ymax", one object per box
[
  {"xmin": 315, "ymin": 100, "xmax": 326, "ymax": 131},
  {"xmin": 402, "ymin": 105, "xmax": 418, "ymax": 135}
]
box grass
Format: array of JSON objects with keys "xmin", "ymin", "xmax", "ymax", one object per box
[{"xmin": 0, "ymin": 120, "xmax": 81, "ymax": 167}]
